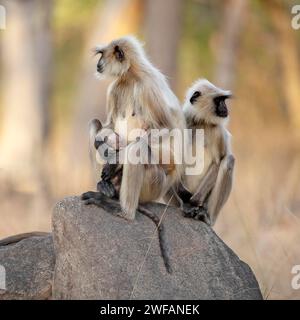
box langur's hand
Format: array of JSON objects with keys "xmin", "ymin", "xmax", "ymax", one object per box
[{"xmin": 101, "ymin": 163, "xmax": 118, "ymax": 181}]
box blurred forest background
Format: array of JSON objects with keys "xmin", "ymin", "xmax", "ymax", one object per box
[{"xmin": 0, "ymin": 0, "xmax": 300, "ymax": 299}]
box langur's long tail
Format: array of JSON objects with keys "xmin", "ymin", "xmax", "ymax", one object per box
[
  {"xmin": 0, "ymin": 232, "xmax": 50, "ymax": 246},
  {"xmin": 138, "ymin": 206, "xmax": 172, "ymax": 274}
]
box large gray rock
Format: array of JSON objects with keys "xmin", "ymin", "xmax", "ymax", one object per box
[
  {"xmin": 0, "ymin": 233, "xmax": 55, "ymax": 300},
  {"xmin": 52, "ymin": 196, "xmax": 262, "ymax": 300}
]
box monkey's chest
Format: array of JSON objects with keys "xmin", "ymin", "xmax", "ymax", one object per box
[
  {"xmin": 114, "ymin": 109, "xmax": 146, "ymax": 143},
  {"xmin": 184, "ymin": 138, "xmax": 221, "ymax": 194}
]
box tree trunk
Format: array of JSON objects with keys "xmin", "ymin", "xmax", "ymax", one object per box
[
  {"xmin": 0, "ymin": 0, "xmax": 53, "ymax": 192},
  {"xmin": 144, "ymin": 0, "xmax": 183, "ymax": 91},
  {"xmin": 214, "ymin": 0, "xmax": 248, "ymax": 88},
  {"xmin": 266, "ymin": 1, "xmax": 300, "ymax": 131},
  {"xmin": 63, "ymin": 0, "xmax": 142, "ymax": 192}
]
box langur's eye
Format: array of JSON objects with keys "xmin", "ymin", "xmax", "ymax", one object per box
[
  {"xmin": 114, "ymin": 45, "xmax": 125, "ymax": 62},
  {"xmin": 190, "ymin": 91, "xmax": 201, "ymax": 104}
]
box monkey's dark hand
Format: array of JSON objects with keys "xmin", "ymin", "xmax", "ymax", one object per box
[
  {"xmin": 183, "ymin": 204, "xmax": 211, "ymax": 226},
  {"xmin": 177, "ymin": 183, "xmax": 193, "ymax": 203},
  {"xmin": 81, "ymin": 190, "xmax": 121, "ymax": 214},
  {"xmin": 81, "ymin": 191, "xmax": 103, "ymax": 206},
  {"xmin": 82, "ymin": 189, "xmax": 116, "ymax": 204},
  {"xmin": 101, "ymin": 163, "xmax": 118, "ymax": 181},
  {"xmin": 81, "ymin": 191, "xmax": 101, "ymax": 200},
  {"xmin": 97, "ymin": 180, "xmax": 116, "ymax": 198}
]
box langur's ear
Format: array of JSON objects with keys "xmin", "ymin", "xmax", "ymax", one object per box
[
  {"xmin": 114, "ymin": 45, "xmax": 125, "ymax": 62},
  {"xmin": 190, "ymin": 91, "xmax": 201, "ymax": 104},
  {"xmin": 89, "ymin": 119, "xmax": 102, "ymax": 134}
]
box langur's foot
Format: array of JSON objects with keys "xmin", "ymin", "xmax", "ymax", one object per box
[
  {"xmin": 83, "ymin": 198, "xmax": 103, "ymax": 206},
  {"xmin": 81, "ymin": 189, "xmax": 122, "ymax": 215},
  {"xmin": 97, "ymin": 180, "xmax": 116, "ymax": 198},
  {"xmin": 81, "ymin": 191, "xmax": 103, "ymax": 206},
  {"xmin": 183, "ymin": 204, "xmax": 211, "ymax": 225},
  {"xmin": 81, "ymin": 191, "xmax": 102, "ymax": 200}
]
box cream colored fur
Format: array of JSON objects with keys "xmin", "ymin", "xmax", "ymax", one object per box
[
  {"xmin": 94, "ymin": 36, "xmax": 185, "ymax": 220},
  {"xmin": 183, "ymin": 79, "xmax": 234, "ymax": 225}
]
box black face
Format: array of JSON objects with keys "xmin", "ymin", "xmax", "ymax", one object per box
[
  {"xmin": 96, "ymin": 51, "xmax": 104, "ymax": 73},
  {"xmin": 190, "ymin": 91, "xmax": 201, "ymax": 104},
  {"xmin": 214, "ymin": 95, "xmax": 230, "ymax": 118}
]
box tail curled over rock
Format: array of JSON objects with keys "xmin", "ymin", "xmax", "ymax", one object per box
[{"xmin": 0, "ymin": 232, "xmax": 50, "ymax": 246}]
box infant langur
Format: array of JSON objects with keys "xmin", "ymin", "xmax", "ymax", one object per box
[
  {"xmin": 82, "ymin": 36, "xmax": 185, "ymax": 222},
  {"xmin": 178, "ymin": 79, "xmax": 235, "ymax": 226}
]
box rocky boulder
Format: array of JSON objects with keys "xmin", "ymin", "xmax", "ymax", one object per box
[
  {"xmin": 0, "ymin": 233, "xmax": 54, "ymax": 299},
  {"xmin": 52, "ymin": 196, "xmax": 262, "ymax": 299}
]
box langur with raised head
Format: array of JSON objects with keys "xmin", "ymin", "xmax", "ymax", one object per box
[{"xmin": 82, "ymin": 36, "xmax": 185, "ymax": 220}]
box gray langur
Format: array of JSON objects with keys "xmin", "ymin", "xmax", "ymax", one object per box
[
  {"xmin": 82, "ymin": 36, "xmax": 185, "ymax": 222},
  {"xmin": 81, "ymin": 36, "xmax": 186, "ymax": 273},
  {"xmin": 176, "ymin": 79, "xmax": 235, "ymax": 226}
]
